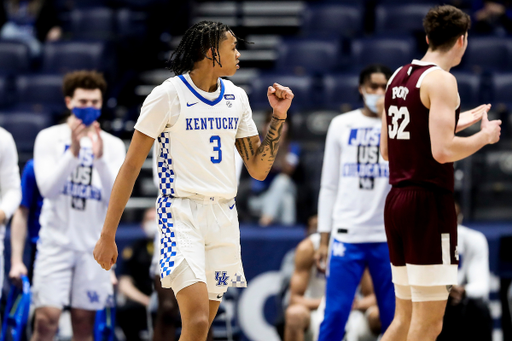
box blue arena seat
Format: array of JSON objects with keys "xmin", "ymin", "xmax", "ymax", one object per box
[
  {"xmin": 70, "ymin": 7, "xmax": 116, "ymax": 40},
  {"xmin": 451, "ymin": 72, "xmax": 482, "ymax": 107},
  {"xmin": 462, "ymin": 37, "xmax": 512, "ymax": 72},
  {"xmin": 490, "ymin": 73, "xmax": 512, "ymax": 106},
  {"xmin": 42, "ymin": 41, "xmax": 107, "ymax": 74},
  {"xmin": 14, "ymin": 74, "xmax": 66, "ymax": 115},
  {"xmin": 275, "ymin": 38, "xmax": 341, "ymax": 74},
  {"xmin": 302, "ymin": 4, "xmax": 363, "ymax": 37},
  {"xmin": 351, "ymin": 36, "xmax": 416, "ymax": 71},
  {"xmin": 117, "ymin": 8, "xmax": 147, "ymax": 38},
  {"xmin": 0, "ymin": 111, "xmax": 52, "ymax": 152},
  {"xmin": 322, "ymin": 73, "xmax": 362, "ymax": 109},
  {"xmin": 0, "ymin": 76, "xmax": 13, "ymax": 108},
  {"xmin": 0, "ymin": 41, "xmax": 31, "ymax": 74},
  {"xmin": 375, "ymin": 4, "xmax": 434, "ymax": 33},
  {"xmin": 249, "ymin": 74, "xmax": 315, "ymax": 110}
]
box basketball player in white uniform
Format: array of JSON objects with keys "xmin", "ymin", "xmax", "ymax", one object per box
[
  {"xmin": 0, "ymin": 127, "xmax": 22, "ymax": 297},
  {"xmin": 32, "ymin": 71, "xmax": 126, "ymax": 341},
  {"xmin": 94, "ymin": 21, "xmax": 294, "ymax": 341}
]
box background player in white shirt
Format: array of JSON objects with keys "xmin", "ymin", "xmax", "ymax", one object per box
[
  {"xmin": 315, "ymin": 64, "xmax": 395, "ymax": 341},
  {"xmin": 93, "ymin": 21, "xmax": 293, "ymax": 341},
  {"xmin": 32, "ymin": 71, "xmax": 126, "ymax": 341},
  {"xmin": 0, "ymin": 126, "xmax": 22, "ymax": 296}
]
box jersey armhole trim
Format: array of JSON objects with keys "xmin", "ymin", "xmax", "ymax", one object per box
[{"xmin": 416, "ymin": 67, "xmax": 442, "ymax": 88}]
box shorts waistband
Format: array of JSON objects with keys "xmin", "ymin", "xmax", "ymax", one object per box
[
  {"xmin": 392, "ymin": 181, "xmax": 452, "ymax": 194},
  {"xmin": 173, "ymin": 194, "xmax": 233, "ymax": 204}
]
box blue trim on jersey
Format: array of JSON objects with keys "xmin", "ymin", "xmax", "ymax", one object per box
[{"xmin": 178, "ymin": 75, "xmax": 225, "ymax": 106}]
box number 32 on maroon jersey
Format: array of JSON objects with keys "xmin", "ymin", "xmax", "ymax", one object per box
[{"xmin": 388, "ymin": 106, "xmax": 410, "ymax": 140}]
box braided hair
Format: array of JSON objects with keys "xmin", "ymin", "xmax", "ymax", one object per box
[{"xmin": 168, "ymin": 21, "xmax": 239, "ymax": 75}]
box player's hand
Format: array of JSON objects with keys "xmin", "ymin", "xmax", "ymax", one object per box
[
  {"xmin": 449, "ymin": 285, "xmax": 465, "ymax": 306},
  {"xmin": 93, "ymin": 234, "xmax": 118, "ymax": 271},
  {"xmin": 9, "ymin": 261, "xmax": 27, "ymax": 286},
  {"xmin": 457, "ymin": 104, "xmax": 490, "ymax": 132},
  {"xmin": 89, "ymin": 121, "xmax": 104, "ymax": 159},
  {"xmin": 314, "ymin": 243, "xmax": 329, "ymax": 273},
  {"xmin": 481, "ymin": 111, "xmax": 501, "ymax": 144},
  {"xmin": 267, "ymin": 83, "xmax": 294, "ymax": 119},
  {"xmin": 70, "ymin": 117, "xmax": 87, "ymax": 158}
]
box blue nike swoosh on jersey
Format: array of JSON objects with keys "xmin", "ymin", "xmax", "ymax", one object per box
[
  {"xmin": 229, "ymin": 203, "xmax": 235, "ymax": 209},
  {"xmin": 186, "ymin": 102, "xmax": 198, "ymax": 107}
]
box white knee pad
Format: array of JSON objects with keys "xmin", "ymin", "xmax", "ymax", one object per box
[
  {"xmin": 410, "ymin": 285, "xmax": 451, "ymax": 302},
  {"xmin": 394, "ymin": 283, "xmax": 412, "ymax": 301}
]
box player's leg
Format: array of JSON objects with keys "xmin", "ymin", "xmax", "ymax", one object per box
[
  {"xmin": 153, "ymin": 275, "xmax": 179, "ymax": 341},
  {"xmin": 380, "ymin": 296, "xmax": 412, "ymax": 341},
  {"xmin": 284, "ymin": 304, "xmax": 311, "ymax": 341},
  {"xmin": 71, "ymin": 251, "xmax": 114, "ymax": 341},
  {"xmin": 407, "ymin": 289, "xmax": 448, "ymax": 341},
  {"xmin": 367, "ymin": 242, "xmax": 395, "ymax": 332},
  {"xmin": 31, "ymin": 245, "xmax": 73, "ymax": 341},
  {"xmin": 380, "ymin": 188, "xmax": 412, "ymax": 341},
  {"xmin": 70, "ymin": 308, "xmax": 96, "ymax": 341},
  {"xmin": 175, "ymin": 281, "xmax": 211, "ymax": 341},
  {"xmin": 318, "ymin": 241, "xmax": 366, "ymax": 341}
]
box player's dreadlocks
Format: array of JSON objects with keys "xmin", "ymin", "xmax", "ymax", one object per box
[{"xmin": 168, "ymin": 21, "xmax": 240, "ymax": 75}]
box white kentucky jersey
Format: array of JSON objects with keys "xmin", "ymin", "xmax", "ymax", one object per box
[
  {"xmin": 318, "ymin": 109, "xmax": 390, "ymax": 243},
  {"xmin": 134, "ymin": 73, "xmax": 258, "ymax": 199},
  {"xmin": 304, "ymin": 233, "xmax": 326, "ymax": 300},
  {"xmin": 34, "ymin": 124, "xmax": 126, "ymax": 251}
]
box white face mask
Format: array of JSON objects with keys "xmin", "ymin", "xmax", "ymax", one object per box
[
  {"xmin": 362, "ymin": 91, "xmax": 384, "ymax": 114},
  {"xmin": 143, "ymin": 221, "xmax": 158, "ymax": 238}
]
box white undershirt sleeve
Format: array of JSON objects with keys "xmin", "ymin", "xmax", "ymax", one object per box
[
  {"xmin": 94, "ymin": 138, "xmax": 126, "ymax": 205},
  {"xmin": 317, "ymin": 119, "xmax": 342, "ymax": 234},
  {"xmin": 34, "ymin": 130, "xmax": 80, "ymax": 200},
  {"xmin": 0, "ymin": 132, "xmax": 21, "ymax": 219},
  {"xmin": 464, "ymin": 229, "xmax": 491, "ymax": 299}
]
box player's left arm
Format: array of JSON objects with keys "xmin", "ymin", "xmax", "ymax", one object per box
[
  {"xmin": 456, "ymin": 104, "xmax": 491, "ymax": 133},
  {"xmin": 378, "ymin": 97, "xmax": 388, "ymax": 161},
  {"xmin": 0, "ymin": 132, "xmax": 21, "ymax": 224},
  {"xmin": 236, "ymin": 83, "xmax": 293, "ymax": 181},
  {"xmin": 289, "ymin": 239, "xmax": 322, "ymax": 310}
]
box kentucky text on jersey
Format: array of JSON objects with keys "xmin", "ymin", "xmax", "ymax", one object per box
[{"xmin": 185, "ymin": 117, "xmax": 240, "ymax": 131}]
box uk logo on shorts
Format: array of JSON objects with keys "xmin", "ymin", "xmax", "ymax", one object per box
[
  {"xmin": 87, "ymin": 291, "xmax": 99, "ymax": 303},
  {"xmin": 215, "ymin": 271, "xmax": 229, "ymax": 286}
]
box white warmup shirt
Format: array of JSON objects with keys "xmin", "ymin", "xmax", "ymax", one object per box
[
  {"xmin": 34, "ymin": 124, "xmax": 126, "ymax": 252},
  {"xmin": 135, "ymin": 72, "xmax": 258, "ymax": 199},
  {"xmin": 457, "ymin": 225, "xmax": 490, "ymax": 300},
  {"xmin": 0, "ymin": 127, "xmax": 21, "ymax": 242},
  {"xmin": 318, "ymin": 109, "xmax": 390, "ymax": 243}
]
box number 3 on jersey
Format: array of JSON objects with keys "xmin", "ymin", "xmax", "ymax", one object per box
[
  {"xmin": 210, "ymin": 135, "xmax": 222, "ymax": 163},
  {"xmin": 388, "ymin": 106, "xmax": 410, "ymax": 140}
]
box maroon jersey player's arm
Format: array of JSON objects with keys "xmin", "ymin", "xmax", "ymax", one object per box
[
  {"xmin": 423, "ymin": 70, "xmax": 501, "ymax": 164},
  {"xmin": 380, "ymin": 99, "xmax": 388, "ymax": 161}
]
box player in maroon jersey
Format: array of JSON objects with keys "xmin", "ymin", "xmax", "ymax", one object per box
[{"xmin": 379, "ymin": 5, "xmax": 501, "ymax": 341}]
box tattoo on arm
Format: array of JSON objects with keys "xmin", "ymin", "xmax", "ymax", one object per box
[{"xmin": 258, "ymin": 118, "xmax": 284, "ymax": 160}]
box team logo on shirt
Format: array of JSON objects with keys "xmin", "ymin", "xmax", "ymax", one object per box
[
  {"xmin": 87, "ymin": 290, "xmax": 99, "ymax": 303},
  {"xmin": 343, "ymin": 127, "xmax": 389, "ymax": 190},
  {"xmin": 62, "ymin": 146, "xmax": 102, "ymax": 210},
  {"xmin": 226, "ymin": 101, "xmax": 232, "ymax": 108},
  {"xmin": 215, "ymin": 271, "xmax": 229, "ymax": 286}
]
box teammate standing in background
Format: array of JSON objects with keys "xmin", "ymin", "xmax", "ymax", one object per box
[
  {"xmin": 93, "ymin": 21, "xmax": 293, "ymax": 341},
  {"xmin": 381, "ymin": 5, "xmax": 501, "ymax": 341},
  {"xmin": 9, "ymin": 159, "xmax": 43, "ymax": 284},
  {"xmin": 315, "ymin": 64, "xmax": 395, "ymax": 341},
  {"xmin": 32, "ymin": 71, "xmax": 126, "ymax": 341},
  {"xmin": 0, "ymin": 125, "xmax": 22, "ymax": 295}
]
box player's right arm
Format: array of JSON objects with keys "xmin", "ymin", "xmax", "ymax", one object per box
[
  {"xmin": 9, "ymin": 207, "xmax": 29, "ymax": 283},
  {"xmin": 95, "ymin": 85, "xmax": 169, "ymax": 271},
  {"xmin": 379, "ymin": 97, "xmax": 388, "ymax": 161},
  {"xmin": 425, "ymin": 71, "xmax": 501, "ymax": 164},
  {"xmin": 94, "ymin": 130, "xmax": 154, "ymax": 270},
  {"xmin": 289, "ymin": 239, "xmax": 322, "ymax": 310},
  {"xmin": 315, "ymin": 117, "xmax": 341, "ymax": 272}
]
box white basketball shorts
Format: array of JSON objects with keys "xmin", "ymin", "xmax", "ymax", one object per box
[
  {"xmin": 157, "ymin": 195, "xmax": 247, "ymax": 299},
  {"xmin": 32, "ymin": 242, "xmax": 113, "ymax": 310}
]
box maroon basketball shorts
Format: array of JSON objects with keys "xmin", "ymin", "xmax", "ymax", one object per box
[{"xmin": 384, "ymin": 185, "xmax": 458, "ymax": 287}]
